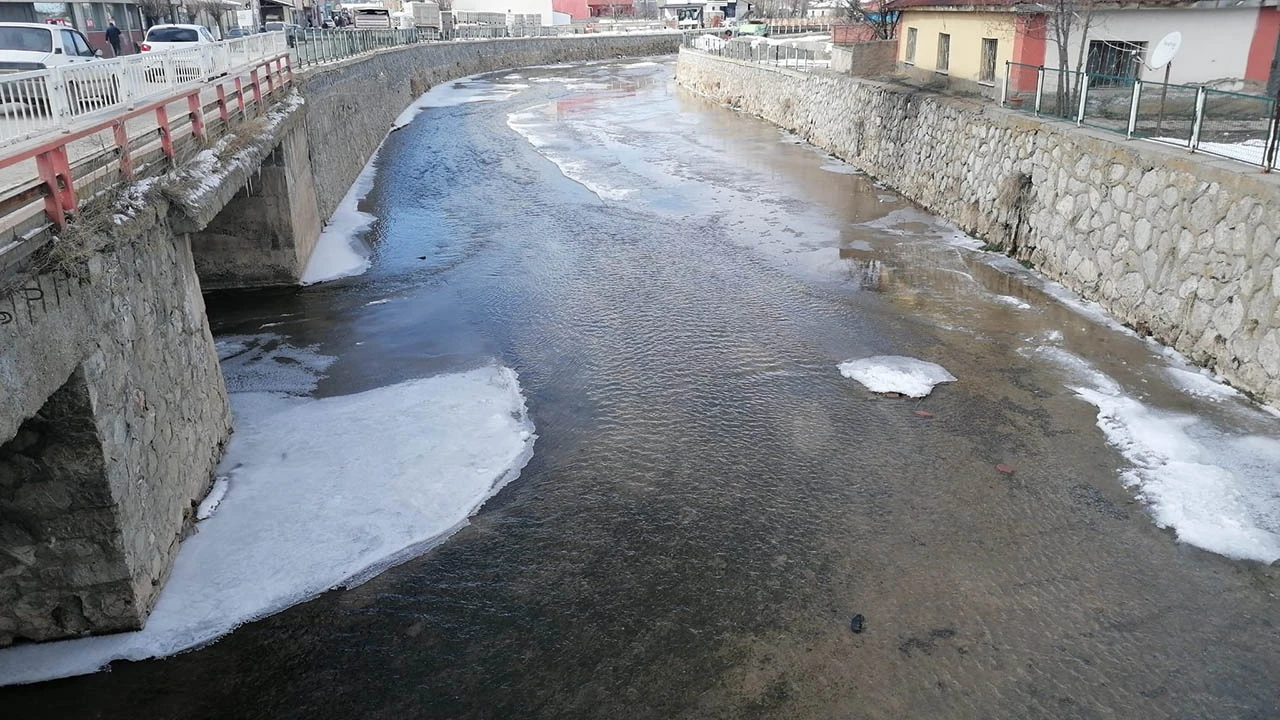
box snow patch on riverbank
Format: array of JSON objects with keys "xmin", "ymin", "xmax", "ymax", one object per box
[
  {"xmin": 0, "ymin": 364, "xmax": 536, "ymax": 686},
  {"xmin": 838, "ymin": 355, "xmax": 956, "ymax": 398},
  {"xmin": 1035, "ymin": 348, "xmax": 1280, "ymax": 563}
]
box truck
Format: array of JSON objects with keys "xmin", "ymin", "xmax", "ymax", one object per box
[
  {"xmin": 344, "ymin": 3, "xmax": 394, "ymax": 28},
  {"xmin": 403, "ymin": 1, "xmax": 442, "ymax": 30}
]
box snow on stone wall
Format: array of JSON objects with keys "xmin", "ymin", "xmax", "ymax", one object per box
[{"xmin": 676, "ymin": 50, "xmax": 1280, "ymax": 404}]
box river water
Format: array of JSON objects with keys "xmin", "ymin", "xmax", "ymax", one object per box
[{"xmin": 5, "ymin": 57, "xmax": 1280, "ymax": 718}]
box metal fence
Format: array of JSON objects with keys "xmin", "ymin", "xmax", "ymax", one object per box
[
  {"xmin": 682, "ymin": 33, "xmax": 827, "ymax": 72},
  {"xmin": 291, "ymin": 25, "xmax": 677, "ymax": 67},
  {"xmin": 0, "ymin": 32, "xmax": 288, "ymax": 147},
  {"xmin": 1002, "ymin": 61, "xmax": 1280, "ymax": 172}
]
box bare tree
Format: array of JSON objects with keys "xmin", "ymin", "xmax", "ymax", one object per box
[
  {"xmin": 841, "ymin": 0, "xmax": 897, "ymax": 40},
  {"xmin": 185, "ymin": 0, "xmax": 230, "ymax": 34},
  {"xmin": 1042, "ymin": 0, "xmax": 1096, "ymax": 112},
  {"xmin": 136, "ymin": 0, "xmax": 173, "ymax": 26}
]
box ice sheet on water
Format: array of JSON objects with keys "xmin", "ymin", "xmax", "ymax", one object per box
[
  {"xmin": 838, "ymin": 355, "xmax": 957, "ymax": 398},
  {"xmin": 391, "ymin": 76, "xmax": 528, "ymax": 130},
  {"xmin": 0, "ymin": 365, "xmax": 536, "ymax": 686},
  {"xmin": 299, "ymin": 142, "xmax": 380, "ymax": 285},
  {"xmin": 1165, "ymin": 367, "xmax": 1241, "ymax": 401},
  {"xmin": 195, "ymin": 476, "xmax": 229, "ymax": 520},
  {"xmin": 1034, "ymin": 347, "xmax": 1280, "ymax": 563},
  {"xmin": 216, "ymin": 334, "xmax": 336, "ymax": 395},
  {"xmin": 819, "ymin": 159, "xmax": 862, "ymax": 175},
  {"xmin": 995, "ymin": 295, "xmax": 1032, "ymax": 310},
  {"xmin": 507, "ymin": 105, "xmax": 635, "ymax": 202}
]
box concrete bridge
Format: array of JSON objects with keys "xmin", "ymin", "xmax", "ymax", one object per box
[{"xmin": 0, "ymin": 31, "xmax": 680, "ymax": 647}]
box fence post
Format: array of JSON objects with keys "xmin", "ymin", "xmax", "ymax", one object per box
[
  {"xmin": 1076, "ymin": 72, "xmax": 1089, "ymax": 126},
  {"xmin": 1000, "ymin": 62, "xmax": 1009, "ymax": 106},
  {"xmin": 47, "ymin": 66, "xmax": 70, "ymax": 125},
  {"xmin": 1263, "ymin": 98, "xmax": 1280, "ymax": 172},
  {"xmin": 1126, "ymin": 79, "xmax": 1141, "ymax": 138},
  {"xmin": 1190, "ymin": 86, "xmax": 1206, "ymax": 151},
  {"xmin": 1034, "ymin": 66, "xmax": 1044, "ymax": 115}
]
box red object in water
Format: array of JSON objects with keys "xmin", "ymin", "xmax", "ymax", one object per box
[
  {"xmin": 913, "ymin": 410, "xmax": 934, "ymax": 418},
  {"xmin": 996, "ymin": 464, "xmax": 1015, "ymax": 474}
]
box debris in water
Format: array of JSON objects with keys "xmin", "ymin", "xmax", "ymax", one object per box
[
  {"xmin": 996, "ymin": 464, "xmax": 1015, "ymax": 475},
  {"xmin": 913, "ymin": 410, "xmax": 934, "ymax": 418},
  {"xmin": 850, "ymin": 614, "xmax": 866, "ymax": 634}
]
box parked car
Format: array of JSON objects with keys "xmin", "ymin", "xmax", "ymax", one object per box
[
  {"xmin": 264, "ymin": 21, "xmax": 304, "ymax": 46},
  {"xmin": 225, "ymin": 27, "xmax": 252, "ymax": 39},
  {"xmin": 0, "ymin": 22, "xmax": 118, "ymax": 111},
  {"xmin": 139, "ymin": 24, "xmax": 219, "ymax": 82},
  {"xmin": 736, "ymin": 20, "xmax": 770, "ymax": 37}
]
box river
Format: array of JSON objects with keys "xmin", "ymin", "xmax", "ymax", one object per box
[{"xmin": 4, "ymin": 57, "xmax": 1280, "ymax": 718}]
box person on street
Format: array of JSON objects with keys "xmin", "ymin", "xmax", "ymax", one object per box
[{"xmin": 105, "ymin": 18, "xmax": 122, "ymax": 56}]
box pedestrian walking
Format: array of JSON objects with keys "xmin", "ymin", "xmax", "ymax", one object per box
[{"xmin": 105, "ymin": 18, "xmax": 122, "ymax": 56}]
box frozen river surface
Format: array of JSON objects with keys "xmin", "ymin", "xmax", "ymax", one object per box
[{"xmin": 5, "ymin": 58, "xmax": 1280, "ymax": 718}]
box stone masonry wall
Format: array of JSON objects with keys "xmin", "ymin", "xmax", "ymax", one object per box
[
  {"xmin": 0, "ymin": 202, "xmax": 232, "ymax": 645},
  {"xmin": 677, "ymin": 50, "xmax": 1280, "ymax": 404},
  {"xmin": 300, "ymin": 33, "xmax": 683, "ymax": 220}
]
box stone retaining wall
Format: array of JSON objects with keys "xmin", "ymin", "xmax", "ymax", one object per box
[
  {"xmin": 677, "ymin": 50, "xmax": 1280, "ymax": 404},
  {"xmin": 0, "ymin": 206, "xmax": 231, "ymax": 645},
  {"xmin": 301, "ymin": 33, "xmax": 683, "ymax": 221}
]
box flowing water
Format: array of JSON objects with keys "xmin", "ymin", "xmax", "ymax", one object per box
[{"xmin": 5, "ymin": 58, "xmax": 1280, "ymax": 718}]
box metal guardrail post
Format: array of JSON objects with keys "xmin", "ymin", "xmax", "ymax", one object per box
[
  {"xmin": 1126, "ymin": 79, "xmax": 1141, "ymax": 138},
  {"xmin": 48, "ymin": 66, "xmax": 70, "ymax": 125},
  {"xmin": 1190, "ymin": 86, "xmax": 1206, "ymax": 151},
  {"xmin": 1034, "ymin": 66, "xmax": 1044, "ymax": 115},
  {"xmin": 1076, "ymin": 73, "xmax": 1089, "ymax": 126}
]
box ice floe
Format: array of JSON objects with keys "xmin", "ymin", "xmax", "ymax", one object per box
[
  {"xmin": 837, "ymin": 355, "xmax": 957, "ymax": 398},
  {"xmin": 0, "ymin": 365, "xmax": 536, "ymax": 686}
]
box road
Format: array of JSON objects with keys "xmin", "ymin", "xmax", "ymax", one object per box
[{"xmin": 3, "ymin": 58, "xmax": 1279, "ymax": 718}]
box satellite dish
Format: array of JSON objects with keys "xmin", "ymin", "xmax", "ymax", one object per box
[{"xmin": 1148, "ymin": 31, "xmax": 1181, "ymax": 70}]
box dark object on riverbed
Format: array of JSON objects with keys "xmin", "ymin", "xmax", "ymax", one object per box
[{"xmin": 850, "ymin": 614, "xmax": 866, "ymax": 634}]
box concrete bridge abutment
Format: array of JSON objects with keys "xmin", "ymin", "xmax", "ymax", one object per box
[{"xmin": 0, "ymin": 215, "xmax": 231, "ymax": 646}]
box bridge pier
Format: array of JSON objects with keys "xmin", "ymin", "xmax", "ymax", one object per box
[
  {"xmin": 189, "ymin": 125, "xmax": 323, "ymax": 289},
  {"xmin": 0, "ymin": 219, "xmax": 231, "ymax": 647}
]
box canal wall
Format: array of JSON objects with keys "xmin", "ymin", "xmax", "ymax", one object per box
[
  {"xmin": 676, "ymin": 50, "xmax": 1280, "ymax": 405},
  {"xmin": 300, "ymin": 33, "xmax": 683, "ymax": 221},
  {"xmin": 0, "ymin": 206, "xmax": 231, "ymax": 646}
]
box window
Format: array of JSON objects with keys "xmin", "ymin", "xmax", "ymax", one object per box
[
  {"xmin": 33, "ymin": 2, "xmax": 73, "ymax": 25},
  {"xmin": 0, "ymin": 27, "xmax": 53, "ymax": 52},
  {"xmin": 145, "ymin": 26, "xmax": 199, "ymax": 42},
  {"xmin": 1085, "ymin": 39, "xmax": 1146, "ymax": 86},
  {"xmin": 904, "ymin": 26, "xmax": 917, "ymax": 64},
  {"xmin": 62, "ymin": 28, "xmax": 92, "ymax": 55},
  {"xmin": 980, "ymin": 37, "xmax": 997, "ymax": 83},
  {"xmin": 936, "ymin": 32, "xmax": 950, "ymax": 73}
]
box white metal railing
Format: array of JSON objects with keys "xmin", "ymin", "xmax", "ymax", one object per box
[{"xmin": 0, "ymin": 31, "xmax": 288, "ymax": 147}]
